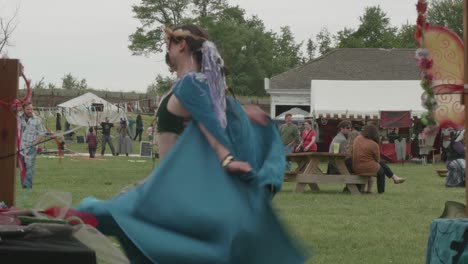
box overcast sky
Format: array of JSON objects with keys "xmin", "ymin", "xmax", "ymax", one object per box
[{"xmin": 1, "ymin": 0, "xmax": 416, "ymax": 93}]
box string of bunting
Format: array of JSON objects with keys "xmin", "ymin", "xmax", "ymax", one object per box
[{"xmin": 33, "ymin": 96, "xmax": 161, "ymax": 116}]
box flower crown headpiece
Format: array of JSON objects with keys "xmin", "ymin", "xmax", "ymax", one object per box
[
  {"xmin": 163, "ymin": 27, "xmax": 207, "ymax": 42},
  {"xmin": 164, "ymin": 26, "xmax": 227, "ymax": 128}
]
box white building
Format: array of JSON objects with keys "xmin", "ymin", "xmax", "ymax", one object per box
[{"xmin": 265, "ymin": 48, "xmax": 423, "ymax": 120}]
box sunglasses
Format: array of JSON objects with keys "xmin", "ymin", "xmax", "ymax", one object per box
[{"xmin": 343, "ymin": 126, "xmax": 351, "ymax": 129}]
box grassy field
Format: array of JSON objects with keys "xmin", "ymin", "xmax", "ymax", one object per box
[{"xmin": 12, "ymin": 152, "xmax": 463, "ymax": 264}]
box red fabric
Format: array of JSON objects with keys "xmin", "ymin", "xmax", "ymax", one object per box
[
  {"xmin": 380, "ymin": 111, "xmax": 412, "ymax": 128},
  {"xmin": 380, "ymin": 142, "xmax": 410, "ymax": 163},
  {"xmin": 317, "ymin": 120, "xmax": 341, "ymax": 152},
  {"xmin": 43, "ymin": 207, "xmax": 98, "ymax": 227},
  {"xmin": 86, "ymin": 133, "xmax": 98, "ymax": 148},
  {"xmin": 127, "ymin": 102, "xmax": 133, "ymax": 112},
  {"xmin": 0, "ymin": 214, "xmax": 21, "ymax": 225},
  {"xmin": 300, "ymin": 129, "xmax": 317, "ymax": 151}
]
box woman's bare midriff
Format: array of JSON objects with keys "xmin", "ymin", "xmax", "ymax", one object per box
[{"xmin": 157, "ymin": 132, "xmax": 179, "ymax": 160}]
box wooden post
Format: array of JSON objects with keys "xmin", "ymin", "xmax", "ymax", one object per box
[
  {"xmin": 0, "ymin": 59, "xmax": 19, "ymax": 206},
  {"xmin": 464, "ymin": 0, "xmax": 468, "ymax": 216}
]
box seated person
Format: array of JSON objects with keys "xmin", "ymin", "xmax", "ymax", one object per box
[
  {"xmin": 327, "ymin": 120, "xmax": 352, "ymax": 174},
  {"xmin": 345, "ymin": 130, "xmax": 405, "ymax": 193},
  {"xmin": 445, "ymin": 130, "xmax": 465, "ymax": 187},
  {"xmin": 352, "ymin": 125, "xmax": 406, "ymax": 194},
  {"xmin": 295, "ymin": 120, "xmax": 317, "ymax": 152}
]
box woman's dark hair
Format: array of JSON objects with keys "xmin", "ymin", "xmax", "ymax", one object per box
[
  {"xmin": 22, "ymin": 102, "xmax": 32, "ymax": 109},
  {"xmin": 337, "ymin": 120, "xmax": 352, "ymax": 129},
  {"xmin": 170, "ymin": 24, "xmax": 209, "ymax": 66},
  {"xmin": 164, "ymin": 52, "xmax": 177, "ymax": 73},
  {"xmin": 361, "ymin": 124, "xmax": 380, "ymax": 144},
  {"xmin": 89, "ymin": 127, "xmax": 94, "ymax": 133}
]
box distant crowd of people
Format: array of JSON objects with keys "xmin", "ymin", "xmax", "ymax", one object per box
[{"xmin": 83, "ymin": 112, "xmax": 154, "ymax": 158}]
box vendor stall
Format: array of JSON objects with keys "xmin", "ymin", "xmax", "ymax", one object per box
[{"xmin": 379, "ymin": 111, "xmax": 413, "ymax": 163}]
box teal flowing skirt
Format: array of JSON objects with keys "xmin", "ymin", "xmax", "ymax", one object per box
[{"xmin": 78, "ymin": 116, "xmax": 305, "ymax": 263}]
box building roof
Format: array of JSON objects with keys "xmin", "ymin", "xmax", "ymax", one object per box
[{"xmin": 270, "ymin": 48, "xmax": 420, "ymax": 90}]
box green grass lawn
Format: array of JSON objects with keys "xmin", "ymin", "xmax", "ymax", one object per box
[{"xmin": 12, "ymin": 154, "xmax": 463, "ymax": 264}]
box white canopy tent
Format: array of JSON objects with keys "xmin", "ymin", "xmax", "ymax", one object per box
[
  {"xmin": 310, "ymin": 80, "xmax": 425, "ymax": 119},
  {"xmin": 275, "ymin": 107, "xmax": 312, "ymax": 120},
  {"xmin": 58, "ymin": 92, "xmax": 126, "ymax": 126}
]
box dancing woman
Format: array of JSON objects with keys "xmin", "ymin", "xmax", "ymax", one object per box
[{"xmin": 78, "ymin": 24, "xmax": 305, "ymax": 264}]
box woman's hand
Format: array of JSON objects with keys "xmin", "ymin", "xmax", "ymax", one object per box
[{"xmin": 226, "ymin": 160, "xmax": 252, "ymax": 175}]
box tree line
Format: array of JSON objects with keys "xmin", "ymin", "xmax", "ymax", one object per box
[
  {"xmin": 139, "ymin": 0, "xmax": 462, "ymax": 96},
  {"xmin": 3, "ymin": 0, "xmax": 461, "ymax": 96}
]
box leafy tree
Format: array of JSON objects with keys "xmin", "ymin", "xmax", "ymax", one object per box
[
  {"xmin": 426, "ymin": 0, "xmax": 463, "ymax": 38},
  {"xmin": 334, "ymin": 27, "xmax": 362, "ymax": 48},
  {"xmin": 146, "ymin": 82, "xmax": 158, "ymax": 96},
  {"xmin": 0, "ymin": 6, "xmax": 18, "ymax": 53},
  {"xmin": 61, "ymin": 73, "xmax": 87, "ymax": 90},
  {"xmin": 306, "ymin": 38, "xmax": 317, "ymax": 61},
  {"xmin": 273, "ymin": 26, "xmax": 302, "ymax": 69},
  {"xmin": 32, "ymin": 77, "xmax": 46, "ymax": 90},
  {"xmin": 130, "ymin": 2, "xmax": 303, "ymax": 96},
  {"xmin": 395, "ymin": 23, "xmax": 417, "ymax": 48},
  {"xmin": 335, "ymin": 6, "xmax": 398, "ymax": 49},
  {"xmin": 353, "ymin": 6, "xmax": 397, "ymax": 48},
  {"xmin": 62, "ymin": 73, "xmax": 77, "ymax": 90},
  {"xmin": 32, "ymin": 77, "xmax": 59, "ymax": 90},
  {"xmin": 200, "ymin": 8, "xmax": 285, "ymax": 96},
  {"xmin": 78, "ymin": 79, "xmax": 88, "ymax": 91},
  {"xmin": 316, "ymin": 27, "xmax": 333, "ymax": 55},
  {"xmin": 147, "ymin": 74, "xmax": 175, "ymax": 95},
  {"xmin": 129, "ymin": 0, "xmax": 191, "ymax": 55},
  {"xmin": 191, "ymin": 0, "xmax": 228, "ymax": 18},
  {"xmin": 47, "ymin": 83, "xmax": 57, "ymax": 90}
]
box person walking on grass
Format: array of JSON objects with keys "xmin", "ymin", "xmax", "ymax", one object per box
[
  {"xmin": 18, "ymin": 103, "xmax": 46, "ymax": 189},
  {"xmin": 86, "ymin": 127, "xmax": 98, "ymax": 158},
  {"xmin": 100, "ymin": 117, "xmax": 116, "ymax": 156},
  {"xmin": 116, "ymin": 120, "xmax": 132, "ymax": 157},
  {"xmin": 133, "ymin": 112, "xmax": 143, "ymax": 142}
]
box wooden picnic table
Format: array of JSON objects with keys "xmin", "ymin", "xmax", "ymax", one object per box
[{"xmin": 285, "ymin": 152, "xmax": 368, "ymax": 194}]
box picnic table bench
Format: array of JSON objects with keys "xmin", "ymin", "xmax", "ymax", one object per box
[{"xmin": 285, "ymin": 152, "xmax": 369, "ymax": 194}]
